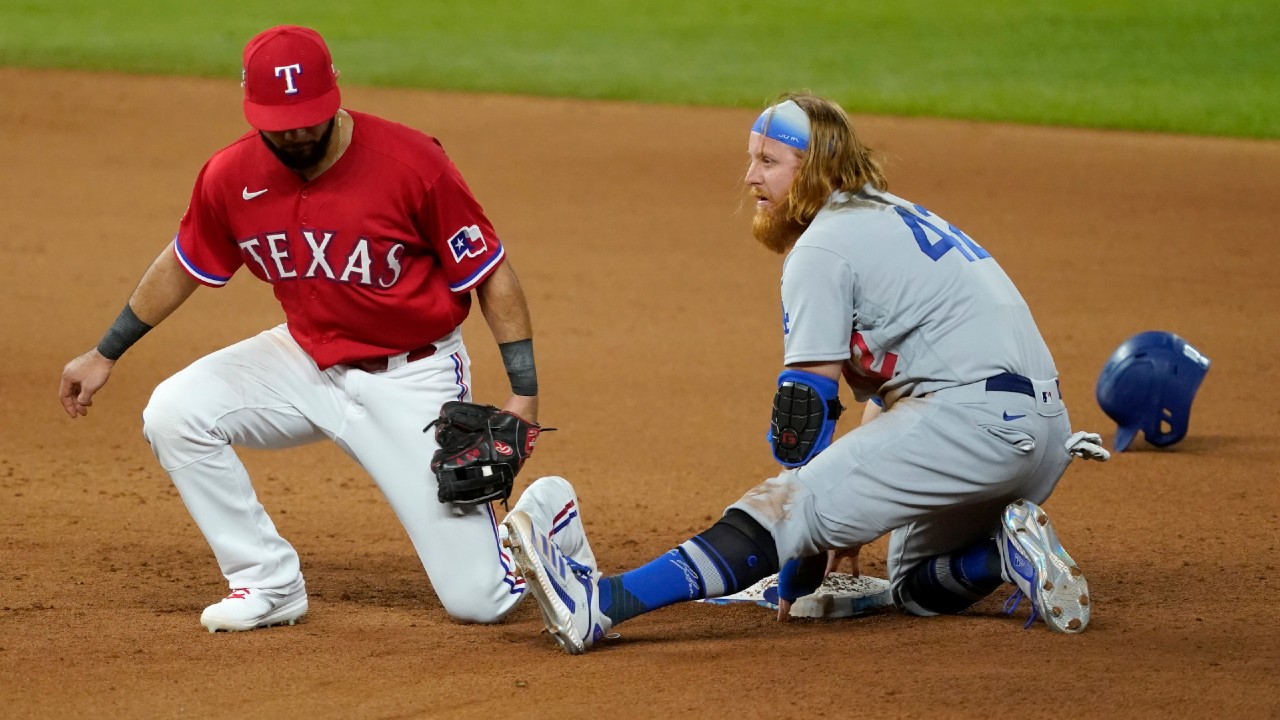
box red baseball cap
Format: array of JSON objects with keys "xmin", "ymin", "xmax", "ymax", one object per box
[{"xmin": 242, "ymin": 25, "xmax": 341, "ymax": 131}]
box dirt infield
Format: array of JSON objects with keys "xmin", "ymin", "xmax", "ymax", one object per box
[{"xmin": 4, "ymin": 67, "xmax": 1279, "ymax": 719}]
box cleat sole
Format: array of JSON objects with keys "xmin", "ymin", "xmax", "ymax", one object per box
[
  {"xmin": 503, "ymin": 514, "xmax": 586, "ymax": 655},
  {"xmin": 1003, "ymin": 500, "xmax": 1091, "ymax": 634}
]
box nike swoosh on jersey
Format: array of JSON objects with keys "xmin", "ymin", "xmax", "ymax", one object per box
[
  {"xmin": 242, "ymin": 187, "xmax": 269, "ymax": 200},
  {"xmin": 1003, "ymin": 412, "xmax": 1027, "ymax": 421}
]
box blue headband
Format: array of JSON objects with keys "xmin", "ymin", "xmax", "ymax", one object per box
[{"xmin": 751, "ymin": 100, "xmax": 810, "ymax": 150}]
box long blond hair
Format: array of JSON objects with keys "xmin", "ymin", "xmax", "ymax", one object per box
[{"xmin": 775, "ymin": 91, "xmax": 887, "ymax": 225}]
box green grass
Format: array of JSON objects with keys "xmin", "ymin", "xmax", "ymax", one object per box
[{"xmin": 2, "ymin": 0, "xmax": 1277, "ymax": 137}]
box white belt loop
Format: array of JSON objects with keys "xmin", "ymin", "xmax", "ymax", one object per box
[{"xmin": 385, "ymin": 352, "xmax": 412, "ymax": 372}]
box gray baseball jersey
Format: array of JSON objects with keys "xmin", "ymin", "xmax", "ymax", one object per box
[
  {"xmin": 732, "ymin": 184, "xmax": 1073, "ymax": 595},
  {"xmin": 780, "ymin": 185, "xmax": 1057, "ymax": 406}
]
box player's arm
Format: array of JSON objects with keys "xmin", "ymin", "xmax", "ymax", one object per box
[
  {"xmin": 474, "ymin": 260, "xmax": 540, "ymax": 423},
  {"xmin": 770, "ymin": 244, "xmax": 855, "ymax": 467},
  {"xmin": 789, "ymin": 360, "xmax": 841, "ymax": 381},
  {"xmin": 417, "ymin": 146, "xmax": 540, "ymax": 421},
  {"xmin": 59, "ymin": 240, "xmax": 200, "ymax": 418}
]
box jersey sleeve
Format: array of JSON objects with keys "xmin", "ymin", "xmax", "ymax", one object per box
[
  {"xmin": 418, "ymin": 156, "xmax": 506, "ymax": 293},
  {"xmin": 780, "ymin": 245, "xmax": 856, "ymax": 365},
  {"xmin": 173, "ymin": 161, "xmax": 242, "ymax": 287}
]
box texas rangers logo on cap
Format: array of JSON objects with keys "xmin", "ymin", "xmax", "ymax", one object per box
[
  {"xmin": 241, "ymin": 25, "xmax": 341, "ymax": 132},
  {"xmin": 449, "ymin": 225, "xmax": 488, "ymax": 262}
]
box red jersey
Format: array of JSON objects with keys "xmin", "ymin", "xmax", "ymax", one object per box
[{"xmin": 173, "ymin": 110, "xmax": 505, "ymax": 369}]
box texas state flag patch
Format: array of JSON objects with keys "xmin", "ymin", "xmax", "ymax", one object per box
[{"xmin": 449, "ymin": 225, "xmax": 487, "ymax": 262}]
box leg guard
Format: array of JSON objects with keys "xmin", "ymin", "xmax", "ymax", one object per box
[
  {"xmin": 598, "ymin": 510, "xmax": 782, "ymax": 626},
  {"xmin": 678, "ymin": 509, "xmax": 781, "ymax": 597}
]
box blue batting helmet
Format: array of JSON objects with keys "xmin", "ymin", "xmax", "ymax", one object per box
[{"xmin": 1095, "ymin": 331, "xmax": 1210, "ymax": 451}]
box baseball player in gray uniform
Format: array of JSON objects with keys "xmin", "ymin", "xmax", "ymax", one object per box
[{"xmin": 502, "ymin": 91, "xmax": 1110, "ymax": 654}]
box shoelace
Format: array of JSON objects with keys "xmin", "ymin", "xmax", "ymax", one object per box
[
  {"xmin": 1002, "ymin": 589, "xmax": 1039, "ymax": 629},
  {"xmin": 563, "ymin": 554, "xmax": 593, "ymax": 578},
  {"xmin": 227, "ymin": 588, "xmax": 252, "ymax": 600},
  {"xmin": 558, "ymin": 553, "xmax": 617, "ymax": 635}
]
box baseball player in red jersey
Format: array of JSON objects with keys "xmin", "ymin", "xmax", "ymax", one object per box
[{"xmin": 58, "ymin": 26, "xmax": 592, "ymax": 631}]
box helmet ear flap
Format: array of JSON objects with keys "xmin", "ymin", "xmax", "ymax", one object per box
[
  {"xmin": 1146, "ymin": 403, "xmax": 1186, "ymax": 448},
  {"xmin": 1144, "ymin": 350, "xmax": 1210, "ymax": 447}
]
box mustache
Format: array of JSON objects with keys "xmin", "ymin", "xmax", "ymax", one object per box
[{"xmin": 751, "ymin": 194, "xmax": 806, "ymax": 254}]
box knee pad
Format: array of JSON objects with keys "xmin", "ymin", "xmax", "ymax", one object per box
[
  {"xmin": 718, "ymin": 509, "xmax": 781, "ymax": 572},
  {"xmin": 680, "ymin": 510, "xmax": 781, "ymax": 596}
]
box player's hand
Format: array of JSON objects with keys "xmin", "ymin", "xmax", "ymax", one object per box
[
  {"xmin": 59, "ymin": 349, "xmax": 115, "ymax": 418},
  {"xmin": 778, "ymin": 548, "xmax": 863, "ymax": 621},
  {"xmin": 825, "ymin": 547, "xmax": 862, "ymax": 578},
  {"xmin": 774, "ymin": 553, "xmax": 827, "ymax": 622},
  {"xmin": 500, "ymin": 394, "xmax": 538, "ymax": 424}
]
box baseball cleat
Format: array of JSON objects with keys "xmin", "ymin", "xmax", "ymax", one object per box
[
  {"xmin": 502, "ymin": 510, "xmax": 610, "ymax": 654},
  {"xmin": 510, "ymin": 475, "xmax": 597, "ymax": 573},
  {"xmin": 998, "ymin": 499, "xmax": 1091, "ymax": 633},
  {"xmin": 199, "ymin": 586, "xmax": 309, "ymax": 633}
]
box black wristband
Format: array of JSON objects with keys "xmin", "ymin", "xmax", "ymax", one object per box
[
  {"xmin": 96, "ymin": 304, "xmax": 153, "ymax": 360},
  {"xmin": 498, "ymin": 338, "xmax": 538, "ymax": 396}
]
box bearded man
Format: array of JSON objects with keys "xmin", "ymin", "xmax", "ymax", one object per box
[{"xmin": 502, "ymin": 92, "xmax": 1110, "ymax": 654}]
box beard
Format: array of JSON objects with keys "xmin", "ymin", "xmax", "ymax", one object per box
[
  {"xmin": 751, "ymin": 194, "xmax": 808, "ymax": 254},
  {"xmin": 260, "ymin": 119, "xmax": 336, "ymax": 171}
]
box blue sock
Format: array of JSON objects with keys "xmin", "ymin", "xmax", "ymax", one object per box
[
  {"xmin": 954, "ymin": 537, "xmax": 1005, "ymax": 585},
  {"xmin": 599, "ymin": 549, "xmax": 702, "ymax": 626},
  {"xmin": 899, "ymin": 538, "xmax": 1004, "ymax": 615},
  {"xmin": 598, "ymin": 511, "xmax": 779, "ymax": 626}
]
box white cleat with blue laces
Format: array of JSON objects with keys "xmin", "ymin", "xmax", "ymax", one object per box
[
  {"xmin": 998, "ymin": 499, "xmax": 1091, "ymax": 633},
  {"xmin": 503, "ymin": 510, "xmax": 611, "ymax": 654}
]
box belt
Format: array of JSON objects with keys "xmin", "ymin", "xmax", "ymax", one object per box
[
  {"xmin": 985, "ymin": 372, "xmax": 1034, "ymax": 397},
  {"xmin": 343, "ymin": 344, "xmax": 437, "ymax": 373},
  {"xmin": 985, "ymin": 372, "xmax": 1060, "ymax": 398}
]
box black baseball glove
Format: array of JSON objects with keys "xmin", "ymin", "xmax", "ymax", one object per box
[{"xmin": 424, "ymin": 401, "xmax": 549, "ymax": 506}]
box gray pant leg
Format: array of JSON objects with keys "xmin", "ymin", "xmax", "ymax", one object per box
[{"xmin": 730, "ymin": 382, "xmax": 1074, "ymax": 584}]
